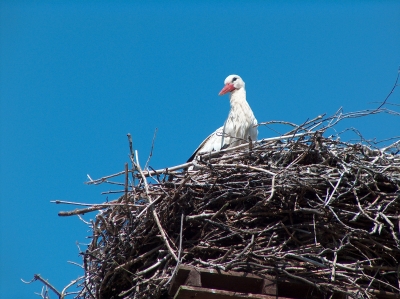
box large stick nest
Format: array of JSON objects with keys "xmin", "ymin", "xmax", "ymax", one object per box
[{"xmin": 77, "ymin": 128, "xmax": 400, "ymax": 299}]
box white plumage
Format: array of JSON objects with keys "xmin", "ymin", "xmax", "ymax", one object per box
[{"xmin": 188, "ymin": 74, "xmax": 258, "ymax": 162}]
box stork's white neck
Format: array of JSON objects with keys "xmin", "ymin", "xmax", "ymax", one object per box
[{"xmin": 229, "ymin": 87, "xmax": 247, "ymax": 107}]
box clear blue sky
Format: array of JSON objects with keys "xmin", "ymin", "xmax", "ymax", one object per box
[{"xmin": 1, "ymin": 1, "xmax": 399, "ymax": 298}]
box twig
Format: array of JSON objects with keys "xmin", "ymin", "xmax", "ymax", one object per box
[
  {"xmin": 331, "ymin": 251, "xmax": 338, "ymax": 282},
  {"xmin": 324, "ymin": 171, "xmax": 345, "ymax": 206},
  {"xmin": 375, "ymin": 66, "xmax": 400, "ymax": 111},
  {"xmin": 61, "ymin": 276, "xmax": 84, "ymax": 298},
  {"xmin": 165, "ymin": 213, "xmax": 184, "ymax": 285},
  {"xmin": 127, "ymin": 133, "xmax": 135, "ymax": 162},
  {"xmin": 22, "ymin": 274, "xmax": 61, "ymax": 298},
  {"xmin": 55, "ymin": 201, "xmax": 144, "ymax": 217},
  {"xmin": 85, "ymin": 170, "xmax": 126, "ymax": 185},
  {"xmin": 144, "ymin": 127, "xmax": 158, "ymax": 170},
  {"xmin": 124, "ymin": 162, "xmax": 129, "ymax": 203},
  {"xmin": 135, "ymin": 150, "xmax": 178, "ymax": 262}
]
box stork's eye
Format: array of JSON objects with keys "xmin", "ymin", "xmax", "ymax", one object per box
[{"xmin": 232, "ymin": 77, "xmax": 238, "ymax": 82}]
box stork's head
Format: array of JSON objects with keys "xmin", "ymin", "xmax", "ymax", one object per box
[{"xmin": 218, "ymin": 74, "xmax": 245, "ymax": 96}]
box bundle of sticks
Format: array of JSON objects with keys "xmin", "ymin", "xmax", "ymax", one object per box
[{"xmin": 66, "ymin": 128, "xmax": 399, "ymax": 299}]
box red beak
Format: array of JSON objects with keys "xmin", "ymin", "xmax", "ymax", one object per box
[{"xmin": 218, "ymin": 83, "xmax": 235, "ymax": 96}]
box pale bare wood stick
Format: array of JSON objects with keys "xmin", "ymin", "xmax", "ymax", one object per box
[
  {"xmin": 86, "ymin": 163, "xmax": 191, "ymax": 186},
  {"xmin": 257, "ymin": 119, "xmax": 301, "ymax": 128},
  {"xmin": 52, "ymin": 199, "xmax": 113, "ymax": 206},
  {"xmin": 135, "ymin": 195, "xmax": 162, "ymax": 219},
  {"xmin": 374, "ymin": 65, "xmax": 400, "ymax": 111},
  {"xmin": 165, "ymin": 213, "xmax": 184, "ymax": 286},
  {"xmin": 127, "ymin": 133, "xmax": 135, "ymax": 163},
  {"xmin": 86, "ymin": 170, "xmax": 125, "ymax": 185},
  {"xmin": 138, "ymin": 162, "xmax": 193, "ymax": 177},
  {"xmin": 202, "ymin": 163, "xmax": 276, "ymax": 176},
  {"xmin": 324, "ymin": 171, "xmax": 345, "ymax": 206},
  {"xmin": 61, "ymin": 276, "xmax": 84, "ymax": 298},
  {"xmin": 186, "ymin": 212, "xmax": 215, "ymax": 221},
  {"xmin": 331, "ymin": 250, "xmax": 338, "ymax": 282},
  {"xmin": 144, "ymin": 127, "xmax": 158, "ymax": 170},
  {"xmin": 381, "ymin": 139, "xmax": 400, "ymax": 152},
  {"xmin": 51, "ymin": 199, "xmax": 143, "ymax": 208},
  {"xmin": 127, "ymin": 133, "xmax": 137, "ymax": 187},
  {"xmin": 67, "ymin": 261, "xmax": 84, "ymax": 269},
  {"xmin": 54, "ymin": 200, "xmax": 145, "ymax": 217},
  {"xmin": 135, "ymin": 150, "xmax": 178, "ymax": 262},
  {"xmin": 262, "ymin": 174, "xmax": 276, "ymax": 205},
  {"xmin": 124, "ymin": 162, "xmax": 129, "ymax": 203},
  {"xmin": 85, "ymin": 134, "xmax": 136, "ymax": 186},
  {"xmin": 21, "ymin": 274, "xmax": 61, "ymax": 298},
  {"xmin": 56, "ymin": 205, "xmax": 135, "ymax": 217}
]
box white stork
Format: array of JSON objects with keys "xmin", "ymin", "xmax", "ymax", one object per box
[{"xmin": 187, "ymin": 74, "xmax": 258, "ymax": 162}]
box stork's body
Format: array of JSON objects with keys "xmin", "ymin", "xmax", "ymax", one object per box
[{"xmin": 188, "ymin": 75, "xmax": 258, "ymax": 162}]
